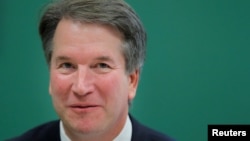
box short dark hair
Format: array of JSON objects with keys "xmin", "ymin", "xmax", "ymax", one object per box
[{"xmin": 39, "ymin": 0, "xmax": 146, "ymax": 74}]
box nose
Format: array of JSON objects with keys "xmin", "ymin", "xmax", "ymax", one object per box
[{"xmin": 72, "ymin": 66, "xmax": 93, "ymax": 96}]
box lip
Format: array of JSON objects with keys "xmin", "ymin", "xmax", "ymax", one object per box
[{"xmin": 68, "ymin": 104, "xmax": 100, "ymax": 113}]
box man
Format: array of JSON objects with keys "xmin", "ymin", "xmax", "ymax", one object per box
[{"xmin": 7, "ymin": 0, "xmax": 175, "ymax": 141}]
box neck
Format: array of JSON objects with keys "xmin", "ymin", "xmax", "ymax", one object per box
[{"xmin": 63, "ymin": 114, "xmax": 128, "ymax": 141}]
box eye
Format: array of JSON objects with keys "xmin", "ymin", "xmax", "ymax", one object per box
[
  {"xmin": 60, "ymin": 62, "xmax": 74, "ymax": 69},
  {"xmin": 91, "ymin": 62, "xmax": 112, "ymax": 73},
  {"xmin": 97, "ymin": 63, "xmax": 110, "ymax": 69},
  {"xmin": 57, "ymin": 62, "xmax": 76, "ymax": 74}
]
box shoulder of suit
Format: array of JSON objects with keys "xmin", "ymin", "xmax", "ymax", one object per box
[
  {"xmin": 130, "ymin": 115, "xmax": 176, "ymax": 141},
  {"xmin": 5, "ymin": 120, "xmax": 60, "ymax": 141}
]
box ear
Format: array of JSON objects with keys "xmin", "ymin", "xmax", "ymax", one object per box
[{"xmin": 128, "ymin": 69, "xmax": 140, "ymax": 101}]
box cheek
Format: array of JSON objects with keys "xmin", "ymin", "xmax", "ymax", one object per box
[
  {"xmin": 97, "ymin": 74, "xmax": 129, "ymax": 102},
  {"xmin": 50, "ymin": 73, "xmax": 71, "ymax": 99}
]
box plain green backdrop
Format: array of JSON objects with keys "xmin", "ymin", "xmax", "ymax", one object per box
[{"xmin": 1, "ymin": 0, "xmax": 250, "ymax": 141}]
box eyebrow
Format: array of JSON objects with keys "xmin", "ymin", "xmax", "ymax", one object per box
[
  {"xmin": 54, "ymin": 56, "xmax": 71, "ymax": 62},
  {"xmin": 94, "ymin": 56, "xmax": 115, "ymax": 64},
  {"xmin": 53, "ymin": 55, "xmax": 115, "ymax": 64}
]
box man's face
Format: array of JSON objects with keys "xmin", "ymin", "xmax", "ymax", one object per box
[{"xmin": 49, "ymin": 19, "xmax": 139, "ymax": 138}]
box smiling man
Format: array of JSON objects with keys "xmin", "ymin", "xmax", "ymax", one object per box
[
  {"xmin": 7, "ymin": 0, "xmax": 174, "ymax": 141},
  {"xmin": 50, "ymin": 20, "xmax": 135, "ymax": 141}
]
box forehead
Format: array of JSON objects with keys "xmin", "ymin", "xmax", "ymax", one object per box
[
  {"xmin": 54, "ymin": 18, "xmax": 124, "ymax": 44},
  {"xmin": 51, "ymin": 18, "xmax": 125, "ymax": 62}
]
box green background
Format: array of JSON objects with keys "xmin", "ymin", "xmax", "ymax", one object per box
[{"xmin": 1, "ymin": 0, "xmax": 250, "ymax": 141}]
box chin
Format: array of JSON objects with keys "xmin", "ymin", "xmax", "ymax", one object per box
[{"xmin": 65, "ymin": 112, "xmax": 107, "ymax": 134}]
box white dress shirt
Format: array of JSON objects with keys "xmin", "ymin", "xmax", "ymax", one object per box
[{"xmin": 60, "ymin": 115, "xmax": 132, "ymax": 141}]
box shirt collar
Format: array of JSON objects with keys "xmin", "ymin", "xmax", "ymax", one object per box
[
  {"xmin": 60, "ymin": 115, "xmax": 132, "ymax": 141},
  {"xmin": 113, "ymin": 115, "xmax": 132, "ymax": 141},
  {"xmin": 60, "ymin": 121, "xmax": 71, "ymax": 141}
]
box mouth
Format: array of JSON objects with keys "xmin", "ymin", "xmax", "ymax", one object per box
[
  {"xmin": 69, "ymin": 104, "xmax": 100, "ymax": 113},
  {"xmin": 71, "ymin": 105, "xmax": 98, "ymax": 109}
]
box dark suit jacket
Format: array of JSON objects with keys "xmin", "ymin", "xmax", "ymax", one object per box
[{"xmin": 6, "ymin": 115, "xmax": 175, "ymax": 141}]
